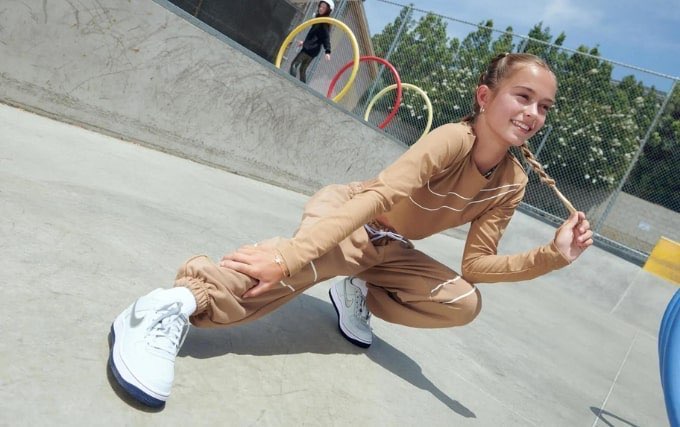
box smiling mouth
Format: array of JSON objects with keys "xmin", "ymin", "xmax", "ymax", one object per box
[{"xmin": 512, "ymin": 119, "xmax": 532, "ymax": 132}]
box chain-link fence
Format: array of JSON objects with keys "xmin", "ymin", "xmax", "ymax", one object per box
[{"xmin": 285, "ymin": 0, "xmax": 679, "ymax": 265}]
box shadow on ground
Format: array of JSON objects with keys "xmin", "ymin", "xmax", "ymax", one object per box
[
  {"xmin": 178, "ymin": 293, "xmax": 476, "ymax": 418},
  {"xmin": 590, "ymin": 407, "xmax": 641, "ymax": 427}
]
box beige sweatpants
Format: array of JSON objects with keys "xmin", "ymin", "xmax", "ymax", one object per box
[{"xmin": 175, "ymin": 184, "xmax": 482, "ymax": 329}]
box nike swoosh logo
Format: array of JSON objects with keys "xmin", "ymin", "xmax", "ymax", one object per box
[
  {"xmin": 344, "ymin": 285, "xmax": 354, "ymax": 308},
  {"xmin": 129, "ymin": 301, "xmax": 145, "ymax": 327}
]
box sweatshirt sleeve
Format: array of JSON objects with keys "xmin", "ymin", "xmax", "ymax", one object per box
[
  {"xmin": 322, "ymin": 24, "xmax": 331, "ymax": 54},
  {"xmin": 275, "ymin": 123, "xmax": 469, "ymax": 276},
  {"xmin": 461, "ymin": 187, "xmax": 571, "ymax": 283}
]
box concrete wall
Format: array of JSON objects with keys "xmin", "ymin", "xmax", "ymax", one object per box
[
  {"xmin": 169, "ymin": 0, "xmax": 303, "ymax": 62},
  {"xmin": 590, "ymin": 192, "xmax": 680, "ymax": 253},
  {"xmin": 0, "ymin": 0, "xmax": 406, "ymax": 195}
]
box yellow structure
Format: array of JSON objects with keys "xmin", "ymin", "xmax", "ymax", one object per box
[
  {"xmin": 364, "ymin": 83, "xmax": 433, "ymax": 140},
  {"xmin": 644, "ymin": 237, "xmax": 680, "ymax": 285},
  {"xmin": 275, "ymin": 17, "xmax": 359, "ymax": 103}
]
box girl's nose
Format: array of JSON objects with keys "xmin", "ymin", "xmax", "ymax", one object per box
[{"xmin": 525, "ymin": 102, "xmax": 539, "ymax": 117}]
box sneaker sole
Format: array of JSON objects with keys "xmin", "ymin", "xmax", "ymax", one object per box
[
  {"xmin": 329, "ymin": 287, "xmax": 371, "ymax": 348},
  {"xmin": 108, "ymin": 315, "xmax": 167, "ymax": 408}
]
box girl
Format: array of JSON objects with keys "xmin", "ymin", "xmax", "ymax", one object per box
[
  {"xmin": 109, "ymin": 53, "xmax": 593, "ymax": 407},
  {"xmin": 288, "ymin": 1, "xmax": 333, "ymax": 83}
]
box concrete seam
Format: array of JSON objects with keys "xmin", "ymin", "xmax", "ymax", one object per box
[{"xmin": 590, "ymin": 332, "xmax": 638, "ymax": 427}]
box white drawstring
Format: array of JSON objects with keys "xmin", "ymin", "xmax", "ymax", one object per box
[{"xmin": 364, "ymin": 223, "xmax": 410, "ymax": 246}]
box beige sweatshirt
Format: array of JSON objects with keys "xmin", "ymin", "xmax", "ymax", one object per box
[{"xmin": 275, "ymin": 122, "xmax": 570, "ymax": 283}]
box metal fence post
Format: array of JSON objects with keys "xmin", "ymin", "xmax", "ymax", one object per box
[
  {"xmin": 525, "ymin": 125, "xmax": 553, "ymax": 173},
  {"xmin": 516, "ymin": 38, "xmax": 528, "ymax": 53},
  {"xmin": 362, "ymin": 3, "xmax": 413, "ymax": 112}
]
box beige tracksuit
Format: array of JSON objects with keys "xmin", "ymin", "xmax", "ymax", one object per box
[{"xmin": 175, "ymin": 122, "xmax": 570, "ymax": 329}]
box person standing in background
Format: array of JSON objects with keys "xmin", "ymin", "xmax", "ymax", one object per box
[{"xmin": 289, "ymin": 1, "xmax": 334, "ymax": 83}]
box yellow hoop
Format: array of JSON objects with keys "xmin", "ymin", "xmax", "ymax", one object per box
[
  {"xmin": 275, "ymin": 17, "xmax": 360, "ymax": 103},
  {"xmin": 364, "ymin": 83, "xmax": 434, "ymax": 139}
]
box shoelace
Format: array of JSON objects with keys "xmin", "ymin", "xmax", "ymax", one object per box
[
  {"xmin": 350, "ymin": 285, "xmax": 371, "ymax": 325},
  {"xmin": 147, "ymin": 302, "xmax": 189, "ymax": 356}
]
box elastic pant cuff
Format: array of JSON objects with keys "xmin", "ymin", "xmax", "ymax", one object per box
[{"xmin": 174, "ymin": 277, "xmax": 210, "ymax": 315}]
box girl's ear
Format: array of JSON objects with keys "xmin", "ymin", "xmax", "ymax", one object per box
[{"xmin": 476, "ymin": 85, "xmax": 491, "ymax": 111}]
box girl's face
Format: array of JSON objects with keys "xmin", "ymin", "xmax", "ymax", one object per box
[
  {"xmin": 480, "ymin": 64, "xmax": 557, "ymax": 147},
  {"xmin": 318, "ymin": 2, "xmax": 330, "ymax": 15}
]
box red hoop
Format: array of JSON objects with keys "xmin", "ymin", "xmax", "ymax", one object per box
[{"xmin": 326, "ymin": 56, "xmax": 402, "ymax": 129}]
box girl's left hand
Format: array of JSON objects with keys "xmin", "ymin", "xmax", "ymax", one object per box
[
  {"xmin": 554, "ymin": 211, "xmax": 594, "ymax": 262},
  {"xmin": 219, "ymin": 245, "xmax": 286, "ymax": 298}
]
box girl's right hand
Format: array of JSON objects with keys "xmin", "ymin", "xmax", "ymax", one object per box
[
  {"xmin": 219, "ymin": 245, "xmax": 287, "ymax": 298},
  {"xmin": 554, "ymin": 211, "xmax": 593, "ymax": 262},
  {"xmin": 296, "ymin": 40, "xmax": 304, "ymax": 47}
]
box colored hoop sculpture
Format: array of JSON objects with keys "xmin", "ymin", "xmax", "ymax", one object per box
[
  {"xmin": 365, "ymin": 83, "xmax": 433, "ymax": 139},
  {"xmin": 660, "ymin": 288, "xmax": 680, "ymax": 426},
  {"xmin": 327, "ymin": 56, "xmax": 402, "ymax": 129},
  {"xmin": 275, "ymin": 17, "xmax": 360, "ymax": 103}
]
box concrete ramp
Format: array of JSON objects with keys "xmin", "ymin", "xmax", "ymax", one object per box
[{"xmin": 0, "ymin": 0, "xmax": 676, "ymax": 425}]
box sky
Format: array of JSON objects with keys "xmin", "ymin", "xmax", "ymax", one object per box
[{"xmin": 362, "ymin": 0, "xmax": 680, "ymax": 91}]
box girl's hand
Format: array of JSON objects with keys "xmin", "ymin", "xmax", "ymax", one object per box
[
  {"xmin": 554, "ymin": 211, "xmax": 594, "ymax": 262},
  {"xmin": 296, "ymin": 40, "xmax": 304, "ymax": 47},
  {"xmin": 324, "ymin": 53, "xmax": 331, "ymax": 61},
  {"xmin": 219, "ymin": 245, "xmax": 287, "ymax": 298}
]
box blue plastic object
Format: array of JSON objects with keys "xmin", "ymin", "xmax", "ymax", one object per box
[{"xmin": 660, "ymin": 289, "xmax": 680, "ymax": 426}]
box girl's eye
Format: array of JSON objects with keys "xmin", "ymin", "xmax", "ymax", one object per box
[{"xmin": 517, "ymin": 94, "xmax": 529, "ymax": 101}]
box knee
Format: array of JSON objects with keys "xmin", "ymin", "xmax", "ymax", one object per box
[
  {"xmin": 454, "ymin": 286, "xmax": 482, "ymax": 326},
  {"xmin": 439, "ymin": 280, "xmax": 482, "ymax": 327}
]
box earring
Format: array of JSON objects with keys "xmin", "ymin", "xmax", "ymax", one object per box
[{"xmin": 480, "ymin": 106, "xmax": 485, "ymax": 114}]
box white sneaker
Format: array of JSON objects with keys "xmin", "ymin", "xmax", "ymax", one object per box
[
  {"xmin": 329, "ymin": 277, "xmax": 372, "ymax": 348},
  {"xmin": 109, "ymin": 289, "xmax": 190, "ymax": 407}
]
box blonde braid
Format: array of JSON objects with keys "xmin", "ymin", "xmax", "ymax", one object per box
[
  {"xmin": 520, "ymin": 143, "xmax": 577, "ymax": 215},
  {"xmin": 520, "ymin": 143, "xmax": 555, "ymax": 186}
]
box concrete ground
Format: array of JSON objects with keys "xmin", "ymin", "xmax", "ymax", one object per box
[{"xmin": 0, "ymin": 102, "xmax": 675, "ymax": 426}]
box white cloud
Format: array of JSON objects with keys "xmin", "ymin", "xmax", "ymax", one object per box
[{"xmin": 541, "ymin": 0, "xmax": 604, "ymax": 28}]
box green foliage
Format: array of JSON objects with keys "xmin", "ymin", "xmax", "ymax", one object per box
[
  {"xmin": 369, "ymin": 7, "xmax": 678, "ymax": 212},
  {"xmin": 625, "ymin": 85, "xmax": 680, "ymax": 211}
]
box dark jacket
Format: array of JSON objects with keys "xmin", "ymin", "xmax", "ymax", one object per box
[{"xmin": 302, "ymin": 22, "xmax": 331, "ymax": 57}]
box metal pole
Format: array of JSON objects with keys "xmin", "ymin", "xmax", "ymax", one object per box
[
  {"xmin": 593, "ymin": 81, "xmax": 677, "ymax": 234},
  {"xmin": 525, "ymin": 125, "xmax": 552, "ymax": 173},
  {"xmin": 516, "ymin": 38, "xmax": 528, "ymax": 53},
  {"xmin": 533, "ymin": 125, "xmax": 552, "ymax": 156},
  {"xmin": 362, "ymin": 4, "xmax": 413, "ymax": 112}
]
